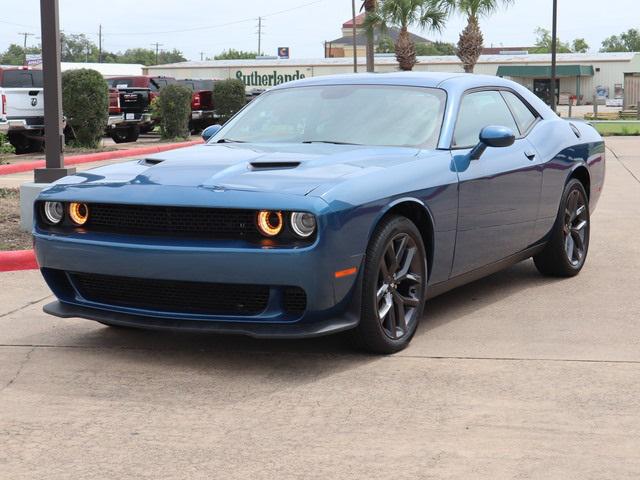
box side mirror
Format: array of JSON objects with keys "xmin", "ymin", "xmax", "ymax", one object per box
[
  {"xmin": 202, "ymin": 124, "xmax": 222, "ymax": 142},
  {"xmin": 469, "ymin": 126, "xmax": 516, "ymax": 160}
]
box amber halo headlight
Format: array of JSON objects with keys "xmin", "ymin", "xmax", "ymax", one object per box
[
  {"xmin": 290, "ymin": 212, "xmax": 316, "ymax": 238},
  {"xmin": 43, "ymin": 201, "xmax": 64, "ymax": 224},
  {"xmin": 256, "ymin": 210, "xmax": 283, "ymax": 237},
  {"xmin": 69, "ymin": 202, "xmax": 89, "ymax": 225}
]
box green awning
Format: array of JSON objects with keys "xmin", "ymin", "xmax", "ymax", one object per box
[{"xmin": 496, "ymin": 65, "xmax": 595, "ymax": 78}]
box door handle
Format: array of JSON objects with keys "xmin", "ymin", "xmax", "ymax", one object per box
[{"xmin": 525, "ymin": 150, "xmax": 536, "ymax": 161}]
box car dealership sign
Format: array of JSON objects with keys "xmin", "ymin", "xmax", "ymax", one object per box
[{"xmin": 235, "ymin": 69, "xmax": 306, "ymax": 87}]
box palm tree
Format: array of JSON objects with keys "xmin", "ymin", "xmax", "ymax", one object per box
[
  {"xmin": 446, "ymin": 0, "xmax": 514, "ymax": 73},
  {"xmin": 362, "ymin": 0, "xmax": 377, "ymax": 72},
  {"xmin": 365, "ymin": 0, "xmax": 449, "ymax": 71}
]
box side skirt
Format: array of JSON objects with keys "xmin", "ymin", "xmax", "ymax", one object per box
[{"xmin": 426, "ymin": 243, "xmax": 545, "ymax": 300}]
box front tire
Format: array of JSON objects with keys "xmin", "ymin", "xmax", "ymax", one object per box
[
  {"xmin": 534, "ymin": 178, "xmax": 590, "ymax": 277},
  {"xmin": 352, "ymin": 215, "xmax": 427, "ymax": 354}
]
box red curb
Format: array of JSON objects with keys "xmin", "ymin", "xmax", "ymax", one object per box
[
  {"xmin": 0, "ymin": 249, "xmax": 38, "ymax": 272},
  {"xmin": 0, "ymin": 139, "xmax": 203, "ymax": 176}
]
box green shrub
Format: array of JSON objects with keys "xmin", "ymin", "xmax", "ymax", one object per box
[
  {"xmin": 213, "ymin": 79, "xmax": 246, "ymax": 123},
  {"xmin": 62, "ymin": 69, "xmax": 108, "ymax": 148},
  {"xmin": 0, "ymin": 133, "xmax": 15, "ymax": 155},
  {"xmin": 157, "ymin": 84, "xmax": 192, "ymax": 139}
]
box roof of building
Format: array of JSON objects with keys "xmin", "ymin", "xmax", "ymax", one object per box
[
  {"xmin": 328, "ymin": 27, "xmax": 431, "ymax": 47},
  {"xmin": 342, "ymin": 13, "xmax": 366, "ymax": 28},
  {"xmin": 147, "ymin": 52, "xmax": 638, "ymax": 70},
  {"xmin": 481, "ymin": 46, "xmax": 534, "ymax": 55}
]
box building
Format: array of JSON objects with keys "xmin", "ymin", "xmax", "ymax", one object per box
[
  {"xmin": 324, "ymin": 13, "xmax": 431, "ymax": 59},
  {"xmin": 145, "ymin": 52, "xmax": 640, "ymax": 106},
  {"xmin": 61, "ymin": 62, "xmax": 144, "ymax": 76}
]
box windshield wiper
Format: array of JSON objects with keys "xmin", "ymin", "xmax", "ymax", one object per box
[
  {"xmin": 302, "ymin": 140, "xmax": 360, "ymax": 145},
  {"xmin": 216, "ymin": 138, "xmax": 246, "ymax": 143}
]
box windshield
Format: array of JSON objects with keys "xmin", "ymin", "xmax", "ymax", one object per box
[{"xmin": 217, "ymin": 84, "xmax": 446, "ymax": 148}]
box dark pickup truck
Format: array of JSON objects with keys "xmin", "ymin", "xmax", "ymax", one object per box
[
  {"xmin": 107, "ymin": 87, "xmax": 151, "ymax": 143},
  {"xmin": 176, "ymin": 79, "xmax": 217, "ymax": 132},
  {"xmin": 106, "ymin": 76, "xmax": 175, "ymax": 133}
]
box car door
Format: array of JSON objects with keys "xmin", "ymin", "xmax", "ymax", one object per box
[{"xmin": 451, "ymin": 89, "xmax": 542, "ymax": 277}]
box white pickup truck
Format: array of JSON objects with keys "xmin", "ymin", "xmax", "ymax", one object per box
[{"xmin": 0, "ymin": 66, "xmax": 45, "ymax": 154}]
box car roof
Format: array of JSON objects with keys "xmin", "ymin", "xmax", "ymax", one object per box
[{"xmin": 271, "ymin": 71, "xmax": 521, "ymax": 90}]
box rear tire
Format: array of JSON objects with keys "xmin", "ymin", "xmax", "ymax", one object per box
[
  {"xmin": 534, "ymin": 178, "xmax": 590, "ymax": 277},
  {"xmin": 110, "ymin": 125, "xmax": 140, "ymax": 143},
  {"xmin": 351, "ymin": 215, "xmax": 427, "ymax": 354},
  {"xmin": 8, "ymin": 132, "xmax": 41, "ymax": 154}
]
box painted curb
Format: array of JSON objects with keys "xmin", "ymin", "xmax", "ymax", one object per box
[
  {"xmin": 0, "ymin": 249, "xmax": 38, "ymax": 272},
  {"xmin": 0, "ymin": 139, "xmax": 203, "ymax": 176}
]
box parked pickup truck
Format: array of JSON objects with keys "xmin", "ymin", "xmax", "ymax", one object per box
[
  {"xmin": 176, "ymin": 79, "xmax": 217, "ymax": 132},
  {"xmin": 106, "ymin": 87, "xmax": 151, "ymax": 143},
  {"xmin": 106, "ymin": 75, "xmax": 175, "ymax": 133},
  {"xmin": 0, "ymin": 66, "xmax": 45, "ymax": 153}
]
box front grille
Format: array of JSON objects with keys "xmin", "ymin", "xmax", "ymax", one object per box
[
  {"xmin": 283, "ymin": 287, "xmax": 307, "ymax": 315},
  {"xmin": 69, "ymin": 272, "xmax": 270, "ymax": 316},
  {"xmin": 87, "ymin": 204, "xmax": 259, "ymax": 239}
]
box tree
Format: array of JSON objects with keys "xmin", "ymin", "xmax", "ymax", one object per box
[
  {"xmin": 600, "ymin": 28, "xmax": 640, "ymax": 52},
  {"xmin": 572, "ymin": 38, "xmax": 589, "ymax": 53},
  {"xmin": 214, "ymin": 49, "xmax": 260, "ymax": 60},
  {"xmin": 444, "ymin": 0, "xmax": 514, "ymax": 73},
  {"xmin": 365, "ymin": 0, "xmax": 449, "ymax": 71},
  {"xmin": 376, "ymin": 35, "xmax": 396, "ymax": 53},
  {"xmin": 416, "ymin": 41, "xmax": 457, "ymax": 55},
  {"xmin": 362, "ymin": 0, "xmax": 377, "ymax": 72},
  {"xmin": 61, "ymin": 33, "xmax": 99, "ymax": 62},
  {"xmin": 116, "ymin": 48, "xmax": 186, "ymax": 66},
  {"xmin": 0, "ymin": 43, "xmax": 41, "ymax": 65},
  {"xmin": 531, "ymin": 27, "xmax": 572, "ymax": 53},
  {"xmin": 62, "ymin": 69, "xmax": 108, "ymax": 148}
]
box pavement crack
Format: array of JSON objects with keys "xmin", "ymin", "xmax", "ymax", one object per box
[
  {"xmin": 0, "ymin": 295, "xmax": 53, "ymax": 319},
  {"xmin": 0, "ymin": 346, "xmax": 35, "ymax": 394},
  {"xmin": 608, "ymin": 146, "xmax": 640, "ymax": 185}
]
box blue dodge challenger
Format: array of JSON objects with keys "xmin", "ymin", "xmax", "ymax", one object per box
[{"xmin": 34, "ymin": 72, "xmax": 605, "ymax": 353}]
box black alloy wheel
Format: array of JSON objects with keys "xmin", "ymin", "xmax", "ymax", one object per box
[
  {"xmin": 534, "ymin": 178, "xmax": 590, "ymax": 277},
  {"xmin": 353, "ymin": 215, "xmax": 427, "ymax": 354}
]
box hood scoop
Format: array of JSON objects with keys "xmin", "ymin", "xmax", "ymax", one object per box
[
  {"xmin": 249, "ymin": 161, "xmax": 301, "ymax": 170},
  {"xmin": 139, "ymin": 158, "xmax": 165, "ymax": 166}
]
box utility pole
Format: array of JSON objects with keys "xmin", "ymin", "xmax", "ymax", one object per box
[
  {"xmin": 351, "ymin": 0, "xmax": 358, "ymax": 73},
  {"xmin": 151, "ymin": 42, "xmax": 163, "ymax": 65},
  {"xmin": 200, "ymin": 52, "xmax": 204, "ymax": 61},
  {"xmin": 98, "ymin": 24, "xmax": 102, "ymax": 63},
  {"xmin": 18, "ymin": 32, "xmax": 34, "ymax": 65},
  {"xmin": 550, "ymin": 0, "xmax": 558, "ymax": 112},
  {"xmin": 257, "ymin": 17, "xmax": 263, "ymax": 56}
]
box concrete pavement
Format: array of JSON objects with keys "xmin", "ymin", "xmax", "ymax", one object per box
[{"xmin": 1, "ymin": 137, "xmax": 639, "ymax": 479}]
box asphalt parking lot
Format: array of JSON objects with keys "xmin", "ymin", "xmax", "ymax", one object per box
[{"xmin": 1, "ymin": 137, "xmax": 639, "ymax": 479}]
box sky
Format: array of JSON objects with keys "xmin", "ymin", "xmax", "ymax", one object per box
[{"xmin": 1, "ymin": 0, "xmax": 639, "ymax": 61}]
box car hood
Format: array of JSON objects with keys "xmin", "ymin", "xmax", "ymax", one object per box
[{"xmin": 60, "ymin": 143, "xmax": 424, "ymax": 196}]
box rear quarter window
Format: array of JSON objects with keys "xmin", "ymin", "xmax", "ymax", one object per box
[{"xmin": 501, "ymin": 90, "xmax": 538, "ymax": 135}]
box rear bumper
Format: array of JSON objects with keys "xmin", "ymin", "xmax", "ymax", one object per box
[
  {"xmin": 0, "ymin": 117, "xmax": 44, "ymax": 132},
  {"xmin": 107, "ymin": 113, "xmax": 151, "ymax": 128},
  {"xmin": 191, "ymin": 110, "xmax": 217, "ymax": 121}
]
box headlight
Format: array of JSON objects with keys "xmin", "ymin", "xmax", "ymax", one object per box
[
  {"xmin": 290, "ymin": 212, "xmax": 316, "ymax": 238},
  {"xmin": 69, "ymin": 202, "xmax": 89, "ymax": 225},
  {"xmin": 256, "ymin": 210, "xmax": 283, "ymax": 237},
  {"xmin": 43, "ymin": 201, "xmax": 64, "ymax": 224}
]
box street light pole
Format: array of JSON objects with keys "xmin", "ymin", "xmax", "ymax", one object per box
[
  {"xmin": 550, "ymin": 0, "xmax": 558, "ymax": 112},
  {"xmin": 34, "ymin": 0, "xmax": 74, "ymax": 183},
  {"xmin": 352, "ymin": 0, "xmax": 358, "ymax": 73}
]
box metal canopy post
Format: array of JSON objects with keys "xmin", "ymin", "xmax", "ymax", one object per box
[{"xmin": 34, "ymin": 0, "xmax": 75, "ymax": 183}]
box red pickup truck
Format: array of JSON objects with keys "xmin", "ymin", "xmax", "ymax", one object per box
[{"xmin": 176, "ymin": 79, "xmax": 217, "ymax": 132}]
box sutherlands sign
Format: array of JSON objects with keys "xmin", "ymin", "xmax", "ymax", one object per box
[{"xmin": 235, "ymin": 70, "xmax": 306, "ymax": 87}]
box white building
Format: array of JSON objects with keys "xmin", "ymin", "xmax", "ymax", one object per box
[
  {"xmin": 61, "ymin": 62, "xmax": 144, "ymax": 77},
  {"xmin": 145, "ymin": 52, "xmax": 640, "ymax": 106}
]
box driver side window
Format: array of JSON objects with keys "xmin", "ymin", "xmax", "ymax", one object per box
[{"xmin": 453, "ymin": 90, "xmax": 519, "ymax": 148}]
